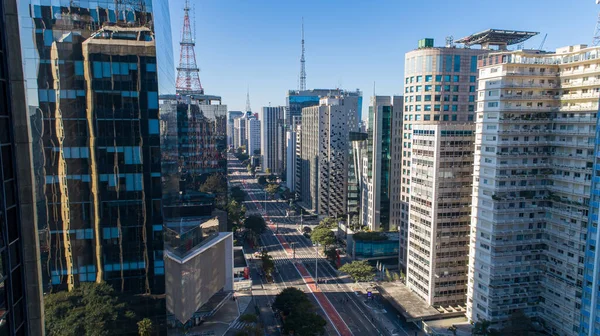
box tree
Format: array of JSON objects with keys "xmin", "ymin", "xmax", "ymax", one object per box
[
  {"xmin": 448, "ymin": 325, "xmax": 457, "ymax": 336},
  {"xmin": 318, "ymin": 217, "xmax": 337, "ymax": 229},
  {"xmin": 257, "ymin": 176, "xmax": 267, "ymax": 186},
  {"xmin": 244, "ymin": 215, "xmax": 267, "ymax": 235},
  {"xmin": 282, "ymin": 310, "xmax": 326, "ymax": 336},
  {"xmin": 265, "ymin": 168, "xmax": 271, "ymax": 175},
  {"xmin": 350, "ymin": 215, "xmax": 360, "ymax": 230},
  {"xmin": 45, "ymin": 282, "xmax": 136, "ymax": 336},
  {"xmin": 273, "ymin": 288, "xmax": 311, "ymax": 316},
  {"xmin": 339, "ymin": 260, "xmax": 375, "ymax": 283},
  {"xmin": 241, "ymin": 324, "xmax": 263, "ymax": 336},
  {"xmin": 227, "ymin": 200, "xmax": 246, "ymax": 232},
  {"xmin": 230, "ymin": 186, "xmax": 246, "ymax": 204},
  {"xmin": 353, "ymin": 231, "xmax": 388, "ymax": 241},
  {"xmin": 324, "ymin": 247, "xmax": 337, "ymax": 261},
  {"xmin": 200, "ymin": 173, "xmax": 227, "ymax": 194},
  {"xmin": 260, "ymin": 251, "xmax": 275, "ymax": 277},
  {"xmin": 253, "ymin": 149, "xmax": 260, "ymax": 155},
  {"xmin": 267, "ymin": 174, "xmax": 277, "ymax": 182},
  {"xmin": 265, "ymin": 183, "xmax": 279, "ymax": 196},
  {"xmin": 239, "ymin": 313, "xmax": 258, "ymax": 323},
  {"xmin": 310, "ymin": 226, "xmax": 336, "ymax": 251},
  {"xmin": 137, "ymin": 318, "xmax": 153, "ymax": 336},
  {"xmin": 499, "ymin": 310, "xmax": 542, "ymax": 336}
]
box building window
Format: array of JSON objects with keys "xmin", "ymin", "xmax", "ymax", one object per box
[
  {"xmin": 453, "ymin": 75, "xmax": 460, "ymax": 82},
  {"xmin": 425, "ymin": 75, "xmax": 432, "ymax": 82}
]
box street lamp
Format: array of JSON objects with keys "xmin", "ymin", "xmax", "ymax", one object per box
[{"xmin": 315, "ymin": 241, "xmax": 319, "ymax": 287}]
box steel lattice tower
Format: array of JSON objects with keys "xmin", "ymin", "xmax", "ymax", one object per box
[
  {"xmin": 246, "ymin": 87, "xmax": 252, "ymax": 113},
  {"xmin": 299, "ymin": 18, "xmax": 306, "ymax": 91},
  {"xmin": 176, "ymin": 0, "xmax": 203, "ymax": 95}
]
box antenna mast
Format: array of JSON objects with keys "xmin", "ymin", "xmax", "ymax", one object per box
[
  {"xmin": 175, "ymin": 0, "xmax": 203, "ymax": 95},
  {"xmin": 594, "ymin": 0, "xmax": 600, "ymax": 46},
  {"xmin": 299, "ymin": 17, "xmax": 307, "ymax": 91},
  {"xmin": 246, "ymin": 87, "xmax": 252, "ymax": 113}
]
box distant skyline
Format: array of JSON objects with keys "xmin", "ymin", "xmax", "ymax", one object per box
[{"xmin": 166, "ymin": 0, "xmax": 597, "ymax": 115}]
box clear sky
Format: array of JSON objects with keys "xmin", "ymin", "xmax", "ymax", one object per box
[{"xmin": 166, "ymin": 0, "xmax": 597, "ymax": 115}]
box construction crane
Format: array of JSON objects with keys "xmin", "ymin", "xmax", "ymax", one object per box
[
  {"xmin": 538, "ymin": 33, "xmax": 547, "ymax": 50},
  {"xmin": 593, "ymin": 0, "xmax": 600, "ymax": 46}
]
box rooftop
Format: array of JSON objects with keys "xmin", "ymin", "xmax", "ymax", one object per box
[
  {"xmin": 455, "ymin": 29, "xmax": 539, "ymax": 49},
  {"xmin": 377, "ymin": 282, "xmax": 465, "ymax": 322}
]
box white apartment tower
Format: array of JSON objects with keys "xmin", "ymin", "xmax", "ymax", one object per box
[
  {"xmin": 468, "ymin": 44, "xmax": 600, "ymax": 335},
  {"xmin": 246, "ymin": 117, "xmax": 261, "ymax": 156},
  {"xmin": 233, "ymin": 116, "xmax": 247, "ymax": 149},
  {"xmin": 261, "ymin": 106, "xmax": 285, "ymax": 174},
  {"xmin": 299, "ymin": 94, "xmax": 359, "ymax": 217},
  {"xmin": 402, "ymin": 39, "xmax": 488, "ymax": 307}
]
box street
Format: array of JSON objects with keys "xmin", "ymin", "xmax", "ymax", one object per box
[{"xmin": 228, "ymin": 154, "xmax": 419, "ymax": 336}]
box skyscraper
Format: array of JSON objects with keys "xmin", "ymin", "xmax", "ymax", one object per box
[
  {"xmin": 402, "ymin": 37, "xmax": 488, "ymax": 307},
  {"xmin": 360, "ymin": 96, "xmax": 403, "ymax": 232},
  {"xmin": 15, "ymin": 0, "xmax": 174, "ymax": 331},
  {"xmin": 227, "ymin": 110, "xmax": 244, "ymax": 147},
  {"xmin": 299, "ymin": 93, "xmax": 360, "ymax": 217},
  {"xmin": 247, "ymin": 117, "xmax": 261, "ymax": 157},
  {"xmin": 0, "ymin": 0, "xmax": 42, "ymax": 333},
  {"xmin": 261, "ymin": 106, "xmax": 286, "ymax": 174},
  {"xmin": 468, "ymin": 43, "xmax": 598, "ymax": 335}
]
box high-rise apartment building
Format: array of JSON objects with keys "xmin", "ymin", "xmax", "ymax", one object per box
[
  {"xmin": 286, "ymin": 129, "xmax": 297, "ymax": 191},
  {"xmin": 247, "ymin": 117, "xmax": 261, "ymax": 157},
  {"xmin": 15, "ymin": 1, "xmax": 174, "ymax": 331},
  {"xmin": 468, "ymin": 43, "xmax": 600, "ymax": 335},
  {"xmin": 233, "ymin": 115, "xmax": 247, "ymax": 149},
  {"xmin": 0, "ymin": 0, "xmax": 43, "ymax": 333},
  {"xmin": 286, "ymin": 89, "xmax": 363, "ymax": 127},
  {"xmin": 227, "ymin": 110, "xmax": 244, "ymax": 147},
  {"xmin": 360, "ymin": 96, "xmax": 403, "ymax": 232},
  {"xmin": 299, "ymin": 94, "xmax": 360, "ymax": 217},
  {"xmin": 402, "ymin": 38, "xmax": 488, "ymax": 307},
  {"xmin": 261, "ymin": 106, "xmax": 286, "ymax": 174}
]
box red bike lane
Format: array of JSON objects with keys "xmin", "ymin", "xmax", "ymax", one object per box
[{"xmin": 241, "ymin": 180, "xmax": 353, "ymax": 336}]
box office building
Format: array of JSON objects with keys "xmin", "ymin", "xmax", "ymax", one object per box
[
  {"xmin": 247, "ymin": 116, "xmax": 261, "ymax": 157},
  {"xmin": 299, "ymin": 93, "xmax": 360, "ymax": 217},
  {"xmin": 360, "ymin": 96, "xmax": 403, "ymax": 232},
  {"xmin": 286, "ymin": 89, "xmax": 363, "ymax": 127},
  {"xmin": 227, "ymin": 111, "xmax": 244, "ymax": 147},
  {"xmin": 261, "ymin": 106, "xmax": 286, "ymax": 174},
  {"xmin": 15, "ymin": 1, "xmax": 174, "ymax": 331},
  {"xmin": 233, "ymin": 116, "xmax": 247, "ymax": 149},
  {"xmin": 467, "ymin": 42, "xmax": 600, "ymax": 335},
  {"xmin": 286, "ymin": 130, "xmax": 297, "ymax": 191},
  {"xmin": 0, "ymin": 0, "xmax": 43, "ymax": 333},
  {"xmin": 402, "ymin": 37, "xmax": 489, "ymax": 307}
]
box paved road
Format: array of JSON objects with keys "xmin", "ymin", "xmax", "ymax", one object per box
[{"xmin": 229, "ymin": 154, "xmax": 411, "ymax": 336}]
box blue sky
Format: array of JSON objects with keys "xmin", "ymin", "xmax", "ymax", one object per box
[{"xmin": 166, "ymin": 0, "xmax": 597, "ymax": 115}]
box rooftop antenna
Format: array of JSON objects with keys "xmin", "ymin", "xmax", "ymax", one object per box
[
  {"xmin": 246, "ymin": 86, "xmax": 252, "ymax": 113},
  {"xmin": 299, "ymin": 17, "xmax": 307, "ymax": 91},
  {"xmin": 538, "ymin": 33, "xmax": 548, "ymax": 50},
  {"xmin": 373, "ymin": 81, "xmax": 376, "ymax": 97},
  {"xmin": 445, "ymin": 35, "xmax": 454, "ymax": 48},
  {"xmin": 593, "ymin": 0, "xmax": 600, "ymax": 46}
]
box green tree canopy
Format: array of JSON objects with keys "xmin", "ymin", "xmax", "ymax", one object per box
[
  {"xmin": 353, "ymin": 231, "xmax": 388, "ymax": 241},
  {"xmin": 260, "ymin": 251, "xmax": 275, "ymax": 276},
  {"xmin": 318, "ymin": 217, "xmax": 338, "ymax": 229},
  {"xmin": 230, "ymin": 186, "xmax": 246, "ymax": 204},
  {"xmin": 244, "ymin": 215, "xmax": 267, "ymax": 235},
  {"xmin": 257, "ymin": 176, "xmax": 267, "ymax": 185},
  {"xmin": 472, "ymin": 319, "xmax": 500, "ymax": 336},
  {"xmin": 265, "ymin": 168, "xmax": 271, "ymax": 175},
  {"xmin": 339, "ymin": 260, "xmax": 375, "ymax": 283},
  {"xmin": 265, "ymin": 183, "xmax": 279, "ymax": 195},
  {"xmin": 137, "ymin": 318, "xmax": 153, "ymax": 336},
  {"xmin": 227, "ymin": 200, "xmax": 246, "ymax": 231},
  {"xmin": 324, "ymin": 247, "xmax": 337, "ymax": 261},
  {"xmin": 267, "ymin": 174, "xmax": 277, "ymax": 182},
  {"xmin": 45, "ymin": 282, "xmax": 136, "ymax": 336},
  {"xmin": 310, "ymin": 226, "xmax": 336, "ymax": 250},
  {"xmin": 273, "ymin": 287, "xmax": 311, "ymax": 316},
  {"xmin": 200, "ymin": 173, "xmax": 227, "ymax": 194},
  {"xmin": 282, "ymin": 309, "xmax": 326, "ymax": 336}
]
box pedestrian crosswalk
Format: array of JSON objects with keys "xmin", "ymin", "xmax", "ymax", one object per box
[{"xmin": 230, "ymin": 320, "xmax": 252, "ymax": 330}]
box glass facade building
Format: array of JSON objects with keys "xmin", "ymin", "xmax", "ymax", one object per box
[
  {"xmin": 15, "ymin": 0, "xmax": 174, "ymax": 332},
  {"xmin": 0, "ymin": 1, "xmax": 32, "ymax": 334}
]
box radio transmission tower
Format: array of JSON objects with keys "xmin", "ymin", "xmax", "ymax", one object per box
[
  {"xmin": 246, "ymin": 87, "xmax": 252, "ymax": 113},
  {"xmin": 299, "ymin": 18, "xmax": 306, "ymax": 91},
  {"xmin": 176, "ymin": 0, "xmax": 203, "ymax": 95}
]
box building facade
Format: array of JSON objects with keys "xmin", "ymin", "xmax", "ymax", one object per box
[
  {"xmin": 227, "ymin": 110, "xmax": 244, "ymax": 147},
  {"xmin": 15, "ymin": 0, "xmax": 174, "ymax": 332},
  {"xmin": 233, "ymin": 116, "xmax": 247, "ymax": 149},
  {"xmin": 286, "ymin": 129, "xmax": 297, "ymax": 191},
  {"xmin": 261, "ymin": 106, "xmax": 285, "ymax": 174},
  {"xmin": 402, "ymin": 43, "xmax": 487, "ymax": 307},
  {"xmin": 0, "ymin": 0, "xmax": 43, "ymax": 333},
  {"xmin": 246, "ymin": 117, "xmax": 261, "ymax": 157},
  {"xmin": 468, "ymin": 45, "xmax": 600, "ymax": 335},
  {"xmin": 360, "ymin": 96, "xmax": 403, "ymax": 232},
  {"xmin": 299, "ymin": 94, "xmax": 360, "ymax": 217}
]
